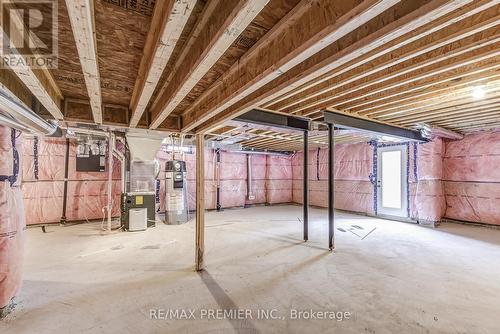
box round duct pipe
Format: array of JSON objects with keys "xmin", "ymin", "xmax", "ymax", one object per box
[{"xmin": 0, "ymin": 89, "xmax": 61, "ymax": 136}]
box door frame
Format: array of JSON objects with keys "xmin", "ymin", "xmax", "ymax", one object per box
[{"xmin": 376, "ymin": 144, "xmax": 408, "ymax": 218}]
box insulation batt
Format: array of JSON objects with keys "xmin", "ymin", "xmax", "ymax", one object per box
[
  {"xmin": 157, "ymin": 149, "xmax": 295, "ymax": 211},
  {"xmin": 220, "ymin": 152, "xmax": 247, "ymax": 208},
  {"xmin": 266, "ymin": 155, "xmax": 293, "ymax": 204},
  {"xmin": 409, "ymin": 139, "xmax": 446, "ymax": 224},
  {"xmin": 292, "ymin": 143, "xmax": 374, "ymax": 215},
  {"xmin": 245, "ymin": 154, "xmax": 267, "ymax": 205},
  {"xmin": 22, "ymin": 137, "xmax": 122, "ymax": 224},
  {"xmin": 0, "ymin": 126, "xmax": 25, "ymax": 309},
  {"xmin": 19, "ymin": 131, "xmax": 500, "ymax": 226},
  {"xmin": 442, "ymin": 131, "xmax": 500, "ymax": 225}
]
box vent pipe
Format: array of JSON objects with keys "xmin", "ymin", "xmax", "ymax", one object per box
[{"xmin": 0, "ymin": 89, "xmax": 61, "ymax": 136}]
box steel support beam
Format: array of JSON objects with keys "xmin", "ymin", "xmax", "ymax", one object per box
[
  {"xmin": 303, "ymin": 130, "xmax": 308, "ymax": 242},
  {"xmin": 234, "ymin": 109, "xmax": 310, "ymax": 131},
  {"xmin": 328, "ymin": 124, "xmax": 334, "ymax": 250},
  {"xmin": 232, "ymin": 108, "xmax": 311, "ymax": 240},
  {"xmin": 323, "ymin": 110, "xmax": 427, "ymax": 142}
]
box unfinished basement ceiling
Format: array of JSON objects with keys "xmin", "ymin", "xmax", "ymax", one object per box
[{"xmin": 1, "ymin": 0, "xmax": 499, "ymax": 151}]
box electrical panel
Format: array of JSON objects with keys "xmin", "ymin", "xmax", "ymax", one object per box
[{"xmin": 76, "ymin": 139, "xmax": 106, "ymax": 172}]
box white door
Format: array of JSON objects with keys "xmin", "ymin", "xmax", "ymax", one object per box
[{"xmin": 377, "ymin": 145, "xmax": 408, "ymax": 218}]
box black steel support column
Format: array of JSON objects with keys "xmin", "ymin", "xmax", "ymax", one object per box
[
  {"xmin": 328, "ymin": 124, "xmax": 335, "ymax": 250},
  {"xmin": 215, "ymin": 148, "xmax": 221, "ymax": 211},
  {"xmin": 303, "ymin": 131, "xmax": 308, "ymax": 241},
  {"xmin": 60, "ymin": 138, "xmax": 70, "ymax": 225}
]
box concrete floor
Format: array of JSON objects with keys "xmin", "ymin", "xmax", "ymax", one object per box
[{"xmin": 1, "ymin": 205, "xmax": 499, "ymax": 334}]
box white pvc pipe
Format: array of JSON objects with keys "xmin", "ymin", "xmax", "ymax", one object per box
[
  {"xmin": 247, "ymin": 154, "xmax": 253, "ymax": 199},
  {"xmin": 113, "ymin": 150, "xmax": 125, "ymax": 195}
]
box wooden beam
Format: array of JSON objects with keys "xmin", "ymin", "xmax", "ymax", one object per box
[
  {"xmin": 396, "ymin": 100, "xmax": 500, "ymax": 125},
  {"xmin": 150, "ymin": 0, "xmax": 270, "ymax": 129},
  {"xmin": 382, "ymin": 89, "xmax": 500, "ymax": 123},
  {"xmin": 347, "ymin": 70, "xmax": 500, "ymax": 114},
  {"xmin": 296, "ymin": 46, "xmax": 500, "ymax": 116},
  {"xmin": 181, "ymin": 0, "xmax": 400, "ymax": 132},
  {"xmin": 195, "ymin": 133, "xmax": 205, "ymax": 271},
  {"xmin": 149, "ymin": 0, "xmax": 221, "ymax": 113},
  {"xmin": 0, "ymin": 8, "xmax": 63, "ymax": 119},
  {"xmin": 189, "ymin": 0, "xmax": 475, "ymax": 133},
  {"xmin": 65, "ymin": 0, "xmax": 102, "ymax": 123},
  {"xmin": 129, "ymin": 0, "xmax": 196, "ymax": 127},
  {"xmin": 283, "ymin": 20, "xmax": 500, "ymax": 114},
  {"xmin": 265, "ymin": 2, "xmax": 500, "ymax": 110},
  {"xmin": 366, "ymin": 62, "xmax": 500, "ymax": 119}
]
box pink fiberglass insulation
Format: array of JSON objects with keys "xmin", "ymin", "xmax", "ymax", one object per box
[
  {"xmin": 22, "ymin": 137, "xmax": 122, "ymax": 224},
  {"xmin": 187, "ymin": 148, "xmax": 216, "ymax": 210},
  {"xmin": 442, "ymin": 131, "xmax": 500, "ymax": 225},
  {"xmin": 156, "ymin": 149, "xmax": 295, "ymax": 210},
  {"xmin": 266, "ymin": 155, "xmax": 293, "ymax": 204},
  {"xmin": 409, "ymin": 139, "xmax": 446, "ymax": 224},
  {"xmin": 22, "ymin": 181, "xmax": 63, "ymax": 224},
  {"xmin": 246, "ymin": 154, "xmax": 267, "ymax": 205},
  {"xmin": 220, "ymin": 151, "xmax": 247, "ymax": 208},
  {"xmin": 0, "ymin": 126, "xmax": 25, "ymax": 310},
  {"xmin": 292, "ymin": 143, "xmax": 373, "ymax": 215},
  {"xmin": 291, "ymin": 140, "xmax": 447, "ymax": 221},
  {"xmin": 332, "ymin": 143, "xmax": 373, "ymax": 214}
]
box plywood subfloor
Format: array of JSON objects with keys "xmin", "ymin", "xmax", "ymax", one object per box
[{"xmin": 1, "ymin": 206, "xmax": 499, "ymax": 333}]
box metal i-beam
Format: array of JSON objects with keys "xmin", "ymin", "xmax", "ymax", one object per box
[
  {"xmin": 323, "ymin": 110, "xmax": 427, "ymax": 142},
  {"xmin": 233, "ymin": 108, "xmax": 311, "ymax": 240},
  {"xmin": 234, "ymin": 109, "xmax": 310, "ymax": 131}
]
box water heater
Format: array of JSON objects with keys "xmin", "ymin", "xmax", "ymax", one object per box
[{"xmin": 164, "ymin": 160, "xmax": 188, "ymax": 224}]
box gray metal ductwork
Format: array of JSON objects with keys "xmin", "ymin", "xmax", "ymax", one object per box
[{"xmin": 0, "ymin": 89, "xmax": 61, "ymax": 136}]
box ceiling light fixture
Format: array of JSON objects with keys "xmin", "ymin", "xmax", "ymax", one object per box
[{"xmin": 471, "ymin": 86, "xmax": 486, "ymax": 99}]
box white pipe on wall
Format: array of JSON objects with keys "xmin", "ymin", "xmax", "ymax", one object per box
[{"xmin": 247, "ymin": 154, "xmax": 254, "ymax": 200}]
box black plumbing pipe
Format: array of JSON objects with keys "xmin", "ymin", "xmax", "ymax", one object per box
[{"xmin": 60, "ymin": 138, "xmax": 70, "ymax": 225}]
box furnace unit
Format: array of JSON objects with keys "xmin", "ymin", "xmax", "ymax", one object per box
[
  {"xmin": 164, "ymin": 160, "xmax": 188, "ymax": 224},
  {"xmin": 121, "ymin": 192, "xmax": 156, "ymax": 230}
]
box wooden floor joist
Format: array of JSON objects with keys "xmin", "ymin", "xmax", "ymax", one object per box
[
  {"xmin": 148, "ymin": 0, "xmax": 221, "ymax": 115},
  {"xmin": 264, "ymin": 2, "xmax": 500, "ymax": 111},
  {"xmin": 189, "ymin": 0, "xmax": 475, "ymax": 134},
  {"xmin": 181, "ymin": 0, "xmax": 401, "ymax": 133},
  {"xmin": 65, "ymin": 0, "xmax": 103, "ymax": 124},
  {"xmin": 149, "ymin": 0, "xmax": 270, "ymax": 129},
  {"xmin": 129, "ymin": 0, "xmax": 196, "ymax": 128},
  {"xmin": 286, "ymin": 29, "xmax": 500, "ymax": 115},
  {"xmin": 295, "ymin": 46, "xmax": 500, "ymax": 116}
]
